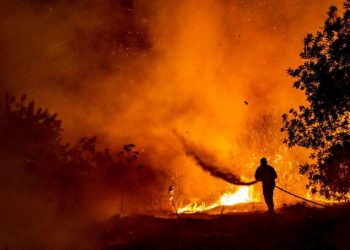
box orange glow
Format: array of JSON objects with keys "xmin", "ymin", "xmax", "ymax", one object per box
[
  {"xmin": 0, "ymin": 0, "xmax": 345, "ymax": 217},
  {"xmin": 178, "ymin": 185, "xmax": 258, "ymax": 214}
]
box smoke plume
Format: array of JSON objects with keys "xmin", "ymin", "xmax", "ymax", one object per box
[
  {"xmin": 186, "ymin": 151, "xmax": 258, "ymax": 186},
  {"xmin": 176, "ymin": 132, "xmax": 257, "ymax": 185}
]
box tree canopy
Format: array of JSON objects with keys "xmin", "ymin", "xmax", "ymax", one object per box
[{"xmin": 281, "ymin": 0, "xmax": 350, "ymax": 200}]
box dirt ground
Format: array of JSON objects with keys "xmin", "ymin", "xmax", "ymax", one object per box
[{"xmin": 90, "ymin": 203, "xmax": 350, "ymax": 250}]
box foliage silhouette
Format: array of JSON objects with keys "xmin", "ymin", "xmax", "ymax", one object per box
[
  {"xmin": 281, "ymin": 1, "xmax": 350, "ymax": 200},
  {"xmin": 0, "ymin": 94, "xmax": 166, "ymax": 213}
]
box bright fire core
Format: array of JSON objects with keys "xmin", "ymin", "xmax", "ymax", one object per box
[{"xmin": 178, "ymin": 186, "xmax": 258, "ymax": 214}]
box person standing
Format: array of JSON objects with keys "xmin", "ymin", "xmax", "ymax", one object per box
[{"xmin": 255, "ymin": 158, "xmax": 277, "ymax": 214}]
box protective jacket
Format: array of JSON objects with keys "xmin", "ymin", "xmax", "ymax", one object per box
[{"xmin": 254, "ymin": 164, "xmax": 277, "ymax": 187}]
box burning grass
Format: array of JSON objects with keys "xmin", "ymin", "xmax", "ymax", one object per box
[{"xmin": 177, "ymin": 186, "xmax": 259, "ymax": 214}]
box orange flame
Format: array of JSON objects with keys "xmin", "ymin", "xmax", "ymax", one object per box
[{"xmin": 178, "ymin": 185, "xmax": 258, "ymax": 214}]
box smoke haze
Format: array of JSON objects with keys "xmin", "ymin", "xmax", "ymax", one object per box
[
  {"xmin": 0, "ymin": 0, "xmax": 346, "ymax": 248},
  {"xmin": 0, "ymin": 0, "xmax": 343, "ymax": 143}
]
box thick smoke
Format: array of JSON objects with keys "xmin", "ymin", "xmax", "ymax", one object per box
[
  {"xmin": 0, "ymin": 0, "xmax": 343, "ymax": 146},
  {"xmin": 0, "ymin": 0, "xmax": 346, "ymax": 248},
  {"xmin": 186, "ymin": 151, "xmax": 258, "ymax": 186},
  {"xmin": 177, "ymin": 132, "xmax": 257, "ymax": 185}
]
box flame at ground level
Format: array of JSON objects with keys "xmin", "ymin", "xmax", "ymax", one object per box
[{"xmin": 178, "ymin": 186, "xmax": 258, "ymax": 214}]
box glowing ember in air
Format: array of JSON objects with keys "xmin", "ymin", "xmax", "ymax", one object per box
[{"xmin": 178, "ymin": 186, "xmax": 257, "ymax": 214}]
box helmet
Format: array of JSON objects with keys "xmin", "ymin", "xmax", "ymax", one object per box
[{"xmin": 260, "ymin": 157, "xmax": 267, "ymax": 165}]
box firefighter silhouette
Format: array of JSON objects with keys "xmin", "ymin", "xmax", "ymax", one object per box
[{"xmin": 254, "ymin": 158, "xmax": 277, "ymax": 214}]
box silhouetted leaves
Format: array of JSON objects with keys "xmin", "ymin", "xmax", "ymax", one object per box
[
  {"xmin": 282, "ymin": 1, "xmax": 350, "ymax": 200},
  {"xmin": 0, "ymin": 94, "xmax": 147, "ymax": 212},
  {"xmin": 120, "ymin": 143, "xmax": 140, "ymax": 166},
  {"xmin": 0, "ymin": 92, "xmax": 170, "ymax": 216}
]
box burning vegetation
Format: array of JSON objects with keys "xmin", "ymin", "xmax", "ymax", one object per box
[{"xmin": 0, "ymin": 0, "xmax": 350, "ymax": 249}]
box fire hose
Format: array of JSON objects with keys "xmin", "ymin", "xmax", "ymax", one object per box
[
  {"xmin": 275, "ymin": 185, "xmax": 328, "ymax": 207},
  {"xmin": 170, "ymin": 184, "xmax": 328, "ymax": 216},
  {"xmin": 173, "ymin": 143, "xmax": 330, "ymax": 212}
]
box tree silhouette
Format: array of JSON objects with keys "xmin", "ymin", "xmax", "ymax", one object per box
[
  {"xmin": 0, "ymin": 94, "xmax": 122, "ymax": 211},
  {"xmin": 119, "ymin": 143, "xmax": 140, "ymax": 166},
  {"xmin": 116, "ymin": 143, "xmax": 142, "ymax": 213},
  {"xmin": 281, "ymin": 1, "xmax": 350, "ymax": 200},
  {"xmin": 1, "ymin": 94, "xmax": 169, "ymax": 214}
]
